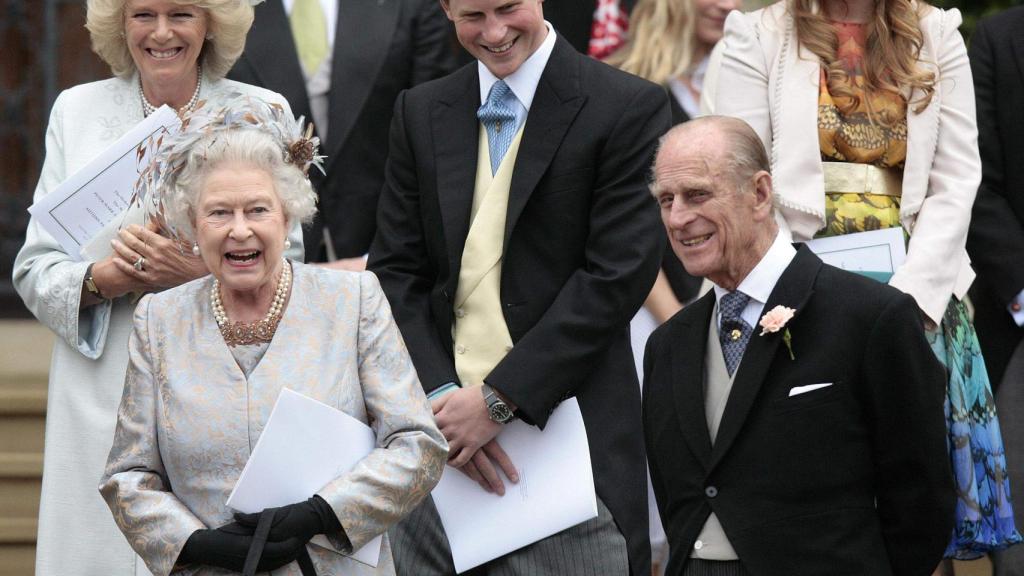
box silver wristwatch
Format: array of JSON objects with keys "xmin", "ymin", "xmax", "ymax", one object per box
[{"xmin": 481, "ymin": 384, "xmax": 514, "ymax": 424}]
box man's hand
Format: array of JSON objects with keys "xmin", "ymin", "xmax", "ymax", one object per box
[
  {"xmin": 456, "ymin": 438, "xmax": 518, "ymax": 495},
  {"xmin": 432, "ymin": 387, "xmax": 518, "ymax": 494},
  {"xmin": 317, "ymin": 257, "xmax": 367, "ymax": 272}
]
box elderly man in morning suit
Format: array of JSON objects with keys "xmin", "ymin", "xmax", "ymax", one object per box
[
  {"xmin": 367, "ymin": 0, "xmax": 671, "ymax": 573},
  {"xmin": 643, "ymin": 117, "xmax": 954, "ymax": 576}
]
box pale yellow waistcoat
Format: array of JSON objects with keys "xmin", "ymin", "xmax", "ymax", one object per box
[{"xmin": 452, "ymin": 124, "xmax": 526, "ymax": 387}]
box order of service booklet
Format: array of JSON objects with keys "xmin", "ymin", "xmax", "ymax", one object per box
[{"xmin": 27, "ymin": 105, "xmax": 180, "ymax": 261}]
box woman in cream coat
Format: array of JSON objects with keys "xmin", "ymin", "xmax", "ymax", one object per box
[
  {"xmin": 715, "ymin": 0, "xmax": 1019, "ymax": 565},
  {"xmin": 13, "ymin": 1, "xmax": 301, "ymax": 574},
  {"xmin": 100, "ymin": 96, "xmax": 446, "ymax": 575}
]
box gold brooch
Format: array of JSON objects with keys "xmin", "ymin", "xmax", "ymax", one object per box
[{"xmin": 730, "ymin": 328, "xmax": 742, "ymax": 341}]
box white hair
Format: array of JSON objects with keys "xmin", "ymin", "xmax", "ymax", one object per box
[{"xmin": 161, "ymin": 128, "xmax": 317, "ymax": 237}]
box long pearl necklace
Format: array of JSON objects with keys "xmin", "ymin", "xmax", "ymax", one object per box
[
  {"xmin": 211, "ymin": 259, "xmax": 291, "ymax": 347},
  {"xmin": 140, "ymin": 65, "xmax": 202, "ymax": 117}
]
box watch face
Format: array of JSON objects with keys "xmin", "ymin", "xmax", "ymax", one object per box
[{"xmin": 489, "ymin": 402, "xmax": 514, "ymax": 423}]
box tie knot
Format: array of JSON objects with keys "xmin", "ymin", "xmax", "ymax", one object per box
[
  {"xmin": 487, "ymin": 80, "xmax": 511, "ymax": 106},
  {"xmin": 478, "ymin": 81, "xmax": 516, "ymax": 125},
  {"xmin": 719, "ymin": 291, "xmax": 750, "ymax": 321}
]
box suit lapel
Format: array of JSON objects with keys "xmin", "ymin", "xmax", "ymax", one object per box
[
  {"xmin": 670, "ymin": 292, "xmax": 715, "ymax": 469},
  {"xmin": 326, "ymin": 0, "xmax": 399, "ymax": 165},
  {"xmin": 709, "ymin": 247, "xmax": 820, "ymax": 470},
  {"xmin": 1012, "ymin": 29, "xmax": 1024, "ymax": 88},
  {"xmin": 433, "ymin": 67, "xmax": 482, "ymax": 286},
  {"xmin": 503, "ymin": 37, "xmax": 586, "ymax": 247},
  {"xmin": 244, "ymin": 0, "xmax": 311, "ymax": 121}
]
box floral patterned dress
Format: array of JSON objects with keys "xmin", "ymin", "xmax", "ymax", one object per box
[{"xmin": 815, "ymin": 21, "xmax": 1020, "ymax": 558}]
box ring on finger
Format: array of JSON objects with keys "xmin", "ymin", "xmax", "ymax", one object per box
[{"xmin": 134, "ymin": 256, "xmax": 145, "ymax": 272}]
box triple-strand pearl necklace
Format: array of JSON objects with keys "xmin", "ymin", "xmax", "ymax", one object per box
[
  {"xmin": 211, "ymin": 259, "xmax": 291, "ymax": 347},
  {"xmin": 140, "ymin": 65, "xmax": 202, "ymax": 117}
]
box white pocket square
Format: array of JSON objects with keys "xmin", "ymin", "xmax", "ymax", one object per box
[{"xmin": 788, "ymin": 383, "xmax": 833, "ymax": 397}]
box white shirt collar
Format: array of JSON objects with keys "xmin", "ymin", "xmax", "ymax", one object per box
[
  {"xmin": 713, "ymin": 232, "xmax": 797, "ymax": 311},
  {"xmin": 478, "ymin": 21, "xmax": 556, "ymax": 111}
]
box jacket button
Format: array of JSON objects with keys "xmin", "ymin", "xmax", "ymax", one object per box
[
  {"xmin": 456, "ymin": 308, "xmax": 466, "ymax": 318},
  {"xmin": 705, "ymin": 486, "xmax": 718, "ymax": 498}
]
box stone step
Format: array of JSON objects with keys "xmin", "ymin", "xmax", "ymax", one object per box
[
  {"xmin": 0, "ymin": 319, "xmax": 49, "ymax": 570},
  {"xmin": 0, "ymin": 453, "xmax": 43, "ymax": 478},
  {"xmin": 0, "ymin": 478, "xmax": 40, "ymax": 540},
  {"xmin": 0, "ymin": 319, "xmax": 53, "ymax": 387},
  {"xmin": 0, "ymin": 545, "xmax": 34, "ymax": 576}
]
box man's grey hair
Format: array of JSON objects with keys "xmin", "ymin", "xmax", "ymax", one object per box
[{"xmin": 650, "ymin": 115, "xmax": 771, "ymax": 196}]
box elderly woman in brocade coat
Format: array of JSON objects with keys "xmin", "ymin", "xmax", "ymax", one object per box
[
  {"xmin": 99, "ymin": 96, "xmax": 447, "ymax": 576},
  {"xmin": 13, "ymin": 1, "xmax": 301, "ymax": 574}
]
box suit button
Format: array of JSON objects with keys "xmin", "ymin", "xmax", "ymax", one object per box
[
  {"xmin": 1014, "ymin": 302, "xmax": 1022, "ymax": 313},
  {"xmin": 456, "ymin": 345, "xmax": 466, "ymax": 354},
  {"xmin": 456, "ymin": 308, "xmax": 466, "ymax": 318},
  {"xmin": 705, "ymin": 486, "xmax": 718, "ymax": 498},
  {"xmin": 694, "ymin": 540, "xmax": 704, "ymax": 550}
]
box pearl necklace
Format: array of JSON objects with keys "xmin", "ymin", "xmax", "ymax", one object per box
[
  {"xmin": 211, "ymin": 259, "xmax": 291, "ymax": 347},
  {"xmin": 140, "ymin": 65, "xmax": 202, "ymax": 117}
]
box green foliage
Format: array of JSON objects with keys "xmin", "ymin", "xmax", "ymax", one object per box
[{"xmin": 931, "ymin": 0, "xmax": 1023, "ymax": 38}]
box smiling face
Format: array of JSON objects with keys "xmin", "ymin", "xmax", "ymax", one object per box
[
  {"xmin": 124, "ymin": 0, "xmax": 207, "ymax": 90},
  {"xmin": 442, "ymin": 0, "xmax": 547, "ymax": 79},
  {"xmin": 654, "ymin": 130, "xmax": 775, "ymax": 290},
  {"xmin": 195, "ymin": 162, "xmax": 288, "ymax": 298},
  {"xmin": 693, "ymin": 0, "xmax": 741, "ymax": 53}
]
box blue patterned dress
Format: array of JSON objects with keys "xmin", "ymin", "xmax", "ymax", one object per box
[{"xmin": 815, "ymin": 21, "xmax": 1020, "ymax": 558}]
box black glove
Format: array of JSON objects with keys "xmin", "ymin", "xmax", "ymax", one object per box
[
  {"xmin": 177, "ymin": 524, "xmax": 306, "ymax": 572},
  {"xmin": 234, "ymin": 496, "xmax": 342, "ymax": 544}
]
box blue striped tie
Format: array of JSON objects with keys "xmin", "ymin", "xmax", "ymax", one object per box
[{"xmin": 477, "ymin": 80, "xmax": 517, "ymax": 175}]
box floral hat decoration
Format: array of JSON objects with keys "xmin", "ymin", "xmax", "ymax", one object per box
[{"xmin": 135, "ymin": 93, "xmax": 324, "ymax": 240}]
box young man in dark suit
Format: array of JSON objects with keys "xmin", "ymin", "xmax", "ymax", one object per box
[
  {"xmin": 227, "ymin": 0, "xmax": 455, "ymax": 265},
  {"xmin": 643, "ymin": 117, "xmax": 953, "ymax": 576},
  {"xmin": 966, "ymin": 7, "xmax": 1024, "ymax": 574},
  {"xmin": 367, "ymin": 0, "xmax": 670, "ymax": 573}
]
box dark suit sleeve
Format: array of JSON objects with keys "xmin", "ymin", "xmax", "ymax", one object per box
[
  {"xmin": 410, "ymin": 0, "xmax": 457, "ymax": 86},
  {"xmin": 863, "ymin": 292, "xmax": 954, "ymax": 573},
  {"xmin": 486, "ymin": 82, "xmax": 671, "ymax": 427},
  {"xmin": 369, "ymin": 91, "xmax": 459, "ymax": 392},
  {"xmin": 642, "ymin": 331, "xmax": 670, "ymax": 528},
  {"xmin": 966, "ymin": 19, "xmax": 1024, "ymax": 305}
]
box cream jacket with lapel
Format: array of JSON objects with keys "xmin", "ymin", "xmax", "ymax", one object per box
[
  {"xmin": 100, "ymin": 264, "xmax": 447, "ymax": 576},
  {"xmin": 715, "ymin": 1, "xmax": 978, "ymax": 324}
]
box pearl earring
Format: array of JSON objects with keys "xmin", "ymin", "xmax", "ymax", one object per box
[
  {"xmin": 284, "ymin": 239, "xmax": 292, "ymax": 251},
  {"xmin": 192, "ymin": 242, "xmax": 200, "ymax": 256}
]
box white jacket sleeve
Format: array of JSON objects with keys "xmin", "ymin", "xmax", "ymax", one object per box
[
  {"xmin": 13, "ymin": 91, "xmax": 113, "ymax": 359},
  {"xmin": 889, "ymin": 8, "xmax": 978, "ymax": 325}
]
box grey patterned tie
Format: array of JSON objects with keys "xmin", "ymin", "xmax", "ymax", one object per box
[
  {"xmin": 719, "ymin": 291, "xmax": 752, "ymax": 376},
  {"xmin": 477, "ymin": 80, "xmax": 517, "ymax": 175}
]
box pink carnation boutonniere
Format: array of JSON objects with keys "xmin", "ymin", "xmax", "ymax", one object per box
[{"xmin": 759, "ymin": 305, "xmax": 796, "ymax": 360}]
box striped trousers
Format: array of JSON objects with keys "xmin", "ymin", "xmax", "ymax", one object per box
[{"xmin": 389, "ymin": 495, "xmax": 629, "ymax": 575}]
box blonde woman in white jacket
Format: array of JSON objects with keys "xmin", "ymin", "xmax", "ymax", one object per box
[
  {"xmin": 12, "ymin": 1, "xmax": 302, "ymax": 574},
  {"xmin": 715, "ymin": 0, "xmax": 1020, "ymax": 569}
]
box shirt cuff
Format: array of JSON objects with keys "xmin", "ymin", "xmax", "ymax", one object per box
[
  {"xmin": 1009, "ymin": 290, "xmax": 1024, "ymax": 327},
  {"xmin": 428, "ymin": 382, "xmax": 460, "ymax": 400}
]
